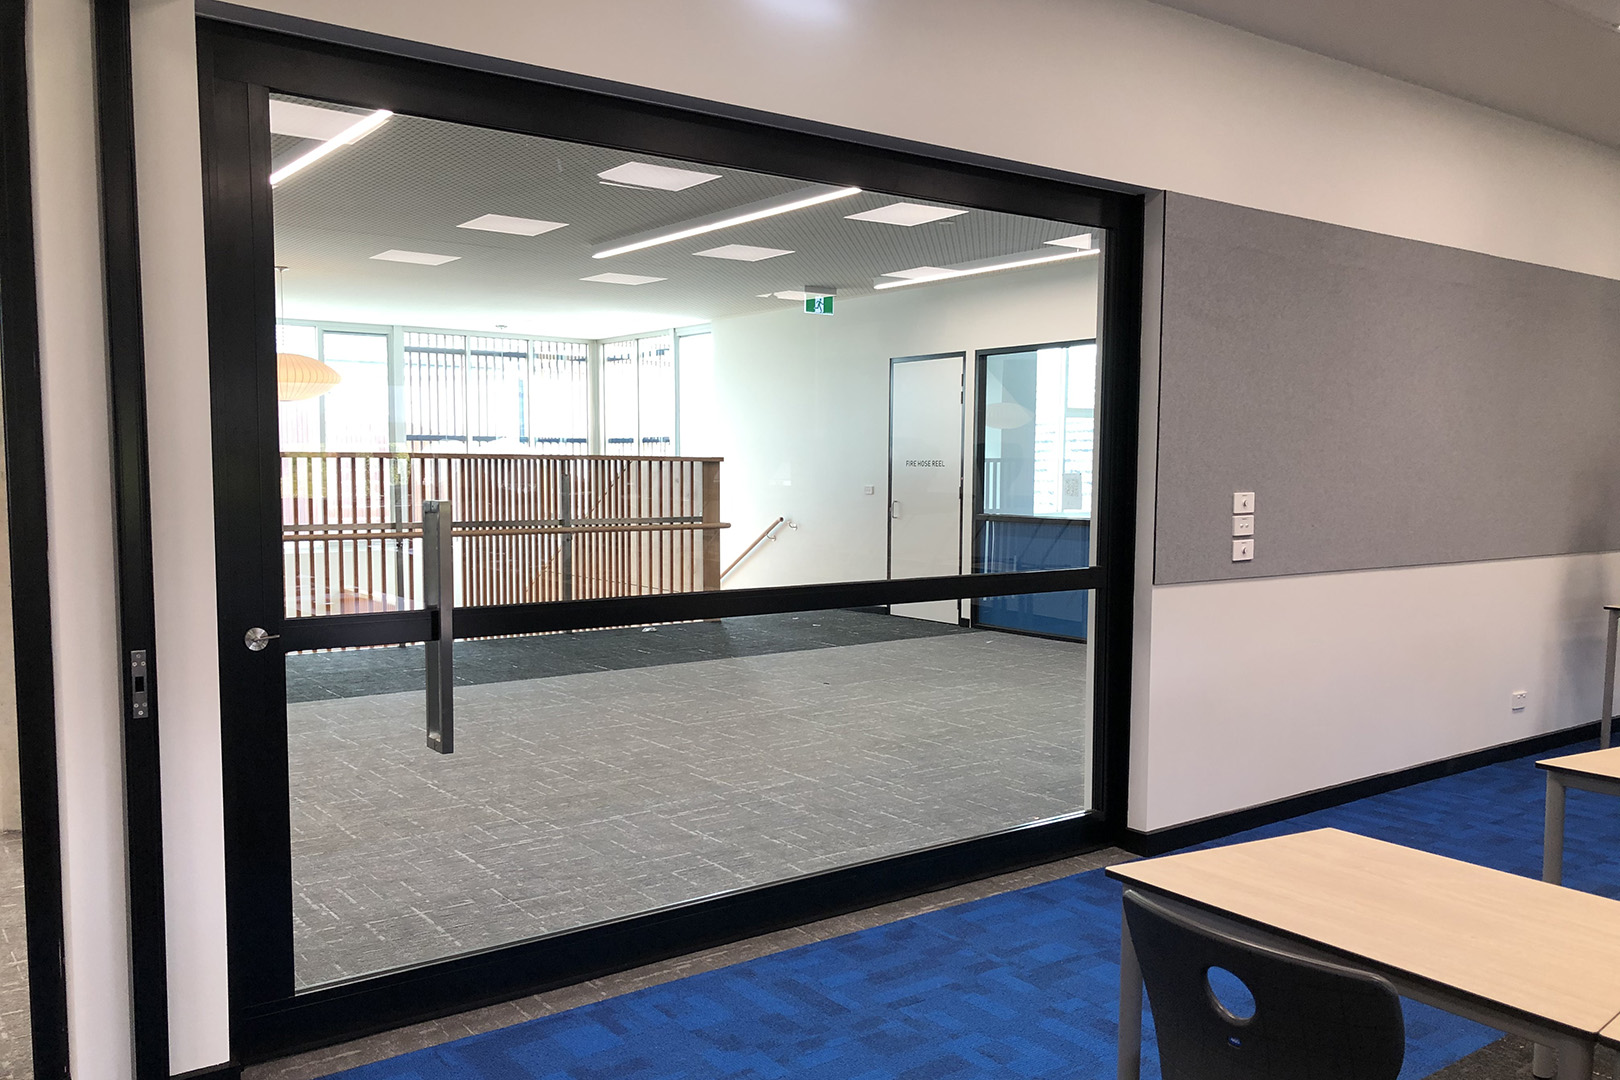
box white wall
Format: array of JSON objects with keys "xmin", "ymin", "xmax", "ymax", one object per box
[
  {"xmin": 1138, "ymin": 554, "xmax": 1620, "ymax": 830},
  {"xmin": 695, "ymin": 262, "xmax": 1098, "ymax": 590},
  {"xmin": 68, "ymin": 0, "xmax": 1620, "ymax": 1069},
  {"xmin": 131, "ymin": 0, "xmax": 234, "ymax": 1069},
  {"xmin": 29, "ymin": 0, "xmax": 137, "ymax": 1076}
]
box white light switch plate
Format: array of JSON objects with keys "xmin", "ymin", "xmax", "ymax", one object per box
[
  {"xmin": 1232, "ymin": 514, "xmax": 1254, "ymax": 537},
  {"xmin": 1232, "ymin": 539, "xmax": 1254, "ymax": 562},
  {"xmin": 1233, "ymin": 491, "xmax": 1255, "ymax": 514}
]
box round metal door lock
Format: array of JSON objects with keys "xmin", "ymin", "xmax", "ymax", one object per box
[{"xmin": 244, "ymin": 627, "xmax": 280, "ymax": 652}]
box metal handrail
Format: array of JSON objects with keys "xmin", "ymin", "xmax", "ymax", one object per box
[{"xmin": 722, "ymin": 517, "xmax": 794, "ymax": 580}]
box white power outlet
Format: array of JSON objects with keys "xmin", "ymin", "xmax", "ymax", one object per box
[
  {"xmin": 1232, "ymin": 539, "xmax": 1254, "ymax": 562},
  {"xmin": 1232, "ymin": 514, "xmax": 1255, "ymax": 537},
  {"xmin": 1511, "ymin": 690, "xmax": 1528, "ymax": 712}
]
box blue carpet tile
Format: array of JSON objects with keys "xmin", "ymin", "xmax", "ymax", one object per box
[{"xmin": 325, "ymin": 740, "xmax": 1620, "ymax": 1080}]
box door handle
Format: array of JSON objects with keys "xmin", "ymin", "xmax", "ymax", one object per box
[
  {"xmin": 891, "ymin": 500, "xmax": 902, "ymax": 520},
  {"xmin": 244, "ymin": 626, "xmax": 280, "ymax": 652}
]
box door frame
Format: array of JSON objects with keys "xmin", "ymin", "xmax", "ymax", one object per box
[
  {"xmin": 0, "ymin": 3, "xmax": 83, "ymax": 1077},
  {"xmin": 198, "ymin": 11, "xmax": 1144, "ymax": 1062},
  {"xmin": 886, "ymin": 351, "xmax": 966, "ymax": 595}
]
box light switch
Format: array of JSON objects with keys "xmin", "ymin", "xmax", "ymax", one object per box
[
  {"xmin": 1232, "ymin": 539, "xmax": 1254, "ymax": 562},
  {"xmin": 1233, "ymin": 491, "xmax": 1255, "ymax": 514},
  {"xmin": 1232, "ymin": 514, "xmax": 1254, "ymax": 537},
  {"xmin": 863, "ymin": 485, "xmax": 875, "ymax": 495}
]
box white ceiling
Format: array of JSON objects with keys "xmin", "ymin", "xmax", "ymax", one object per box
[
  {"xmin": 1146, "ymin": 0, "xmax": 1620, "ymax": 150},
  {"xmin": 270, "ymin": 98, "xmax": 1097, "ymax": 341}
]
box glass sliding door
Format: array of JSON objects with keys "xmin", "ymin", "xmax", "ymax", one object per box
[{"xmin": 201, "ymin": 23, "xmax": 1139, "ymax": 1055}]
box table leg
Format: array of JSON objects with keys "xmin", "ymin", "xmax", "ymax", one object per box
[
  {"xmin": 1554, "ymin": 1038, "xmax": 1594, "ymax": 1080},
  {"xmin": 1118, "ymin": 914, "xmax": 1142, "ymax": 1080},
  {"xmin": 1543, "ymin": 772, "xmax": 1566, "ymax": 886},
  {"xmin": 1602, "ymin": 609, "xmax": 1618, "ymax": 749}
]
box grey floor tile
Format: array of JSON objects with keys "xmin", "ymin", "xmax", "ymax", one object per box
[{"xmin": 289, "ymin": 625, "xmax": 1092, "ymax": 986}]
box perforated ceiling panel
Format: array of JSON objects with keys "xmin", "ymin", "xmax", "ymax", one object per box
[{"xmin": 270, "ymin": 95, "xmax": 1100, "ymax": 340}]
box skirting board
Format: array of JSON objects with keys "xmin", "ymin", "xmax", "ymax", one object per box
[
  {"xmin": 172, "ymin": 1062, "xmax": 242, "ymax": 1080},
  {"xmin": 1122, "ymin": 721, "xmax": 1602, "ymax": 857}
]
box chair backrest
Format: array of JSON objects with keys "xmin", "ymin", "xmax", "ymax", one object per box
[{"xmin": 1122, "ymin": 889, "xmax": 1405, "ymax": 1080}]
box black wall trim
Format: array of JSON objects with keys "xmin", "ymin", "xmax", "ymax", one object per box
[
  {"xmin": 0, "ymin": 4, "xmax": 72, "ymax": 1078},
  {"xmin": 89, "ymin": 0, "xmax": 170, "ymax": 1076},
  {"xmin": 173, "ymin": 1062, "xmax": 244, "ymax": 1080},
  {"xmin": 1122, "ymin": 721, "xmax": 1603, "ymax": 857}
]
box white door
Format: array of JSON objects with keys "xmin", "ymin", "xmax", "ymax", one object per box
[{"xmin": 889, "ymin": 355, "xmax": 965, "ymax": 623}]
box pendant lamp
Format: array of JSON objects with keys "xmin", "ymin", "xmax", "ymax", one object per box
[
  {"xmin": 277, "ymin": 351, "xmax": 343, "ymax": 401},
  {"xmin": 275, "ymin": 265, "xmax": 342, "ymax": 401}
]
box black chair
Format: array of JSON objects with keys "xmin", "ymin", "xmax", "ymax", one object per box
[{"xmin": 1122, "ymin": 889, "xmax": 1406, "ymax": 1080}]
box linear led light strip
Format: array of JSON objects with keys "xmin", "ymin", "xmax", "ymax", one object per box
[
  {"xmin": 872, "ymin": 246, "xmax": 1098, "ymax": 290},
  {"xmin": 269, "ymin": 109, "xmax": 394, "ymax": 187},
  {"xmin": 593, "ymin": 184, "xmax": 862, "ymax": 259}
]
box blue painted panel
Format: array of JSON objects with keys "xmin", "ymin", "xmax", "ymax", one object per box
[{"xmin": 975, "ymin": 518, "xmax": 1089, "ymax": 640}]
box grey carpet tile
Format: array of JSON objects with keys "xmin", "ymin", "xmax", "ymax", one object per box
[
  {"xmin": 0, "ymin": 832, "xmax": 29, "ymax": 1079},
  {"xmin": 1424, "ymin": 1036, "xmax": 1616, "ymax": 1080},
  {"xmin": 285, "ymin": 608, "xmax": 967, "ymax": 702},
  {"xmin": 289, "ymin": 630, "xmax": 1091, "ymax": 987},
  {"xmin": 248, "ymin": 847, "xmax": 1129, "ymax": 1080}
]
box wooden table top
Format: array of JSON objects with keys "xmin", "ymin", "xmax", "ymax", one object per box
[
  {"xmin": 1598, "ymin": 1014, "xmax": 1620, "ymax": 1050},
  {"xmin": 1107, "ymin": 828, "xmax": 1620, "ymax": 1037},
  {"xmin": 1538, "ymin": 746, "xmax": 1620, "ymax": 783}
]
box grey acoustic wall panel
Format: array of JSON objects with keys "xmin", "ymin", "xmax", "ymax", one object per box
[{"xmin": 1154, "ymin": 195, "xmax": 1620, "ymax": 585}]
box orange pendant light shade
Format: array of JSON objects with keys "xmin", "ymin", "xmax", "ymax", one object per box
[{"xmin": 277, "ymin": 352, "xmax": 342, "ymax": 401}]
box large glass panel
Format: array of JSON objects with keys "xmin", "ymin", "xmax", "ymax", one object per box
[
  {"xmin": 286, "ymin": 596, "xmax": 1093, "ymax": 984},
  {"xmin": 269, "ymin": 90, "xmax": 1107, "ymax": 988}
]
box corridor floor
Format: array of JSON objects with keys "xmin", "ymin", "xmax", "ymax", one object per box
[{"xmin": 287, "ymin": 612, "xmax": 1091, "ymax": 986}]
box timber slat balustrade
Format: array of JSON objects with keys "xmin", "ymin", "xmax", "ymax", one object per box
[{"xmin": 281, "ymin": 451, "xmax": 726, "ymax": 618}]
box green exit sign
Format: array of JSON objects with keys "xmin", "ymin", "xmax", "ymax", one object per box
[{"xmin": 804, "ymin": 296, "xmax": 834, "ymax": 315}]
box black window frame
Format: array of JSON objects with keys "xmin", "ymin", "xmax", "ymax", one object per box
[{"xmin": 197, "ymin": 10, "xmax": 1144, "ymax": 1062}]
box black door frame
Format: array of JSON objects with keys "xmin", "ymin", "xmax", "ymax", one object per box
[
  {"xmin": 198, "ymin": 11, "xmax": 1144, "ymax": 1062},
  {"xmin": 0, "ymin": 3, "xmax": 82, "ymax": 1078}
]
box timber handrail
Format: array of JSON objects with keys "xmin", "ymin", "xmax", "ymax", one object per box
[
  {"xmin": 722, "ymin": 517, "xmax": 787, "ymax": 580},
  {"xmin": 280, "ymin": 449, "xmax": 725, "ymax": 615}
]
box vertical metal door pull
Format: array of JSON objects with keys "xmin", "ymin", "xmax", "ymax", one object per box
[{"xmin": 423, "ymin": 500, "xmax": 454, "ymax": 754}]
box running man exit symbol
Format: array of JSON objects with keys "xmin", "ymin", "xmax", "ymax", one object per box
[{"xmin": 804, "ymin": 296, "xmax": 834, "ymax": 315}]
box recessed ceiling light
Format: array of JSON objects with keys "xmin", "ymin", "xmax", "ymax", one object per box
[
  {"xmin": 268, "ymin": 100, "xmax": 368, "ymax": 141},
  {"xmin": 874, "ymin": 247, "xmax": 1093, "ymax": 290},
  {"xmin": 581, "ymin": 273, "xmax": 666, "ymax": 285},
  {"xmin": 694, "ymin": 245, "xmax": 794, "ymax": 262},
  {"xmin": 269, "ymin": 109, "xmax": 393, "ymax": 187},
  {"xmin": 845, "ymin": 203, "xmax": 969, "ymax": 227},
  {"xmin": 457, "ymin": 214, "xmax": 568, "ymax": 236},
  {"xmin": 1045, "ymin": 233, "xmax": 1096, "ymax": 250},
  {"xmin": 371, "ymin": 249, "xmax": 460, "ymax": 266},
  {"xmin": 597, "ymin": 162, "xmax": 722, "ymax": 191},
  {"xmin": 881, "ymin": 266, "xmax": 955, "ymax": 281},
  {"xmin": 593, "ymin": 185, "xmax": 860, "ymax": 259}
]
